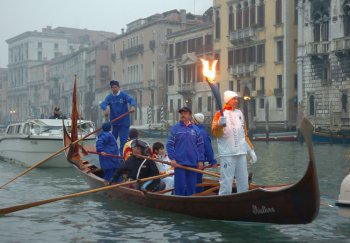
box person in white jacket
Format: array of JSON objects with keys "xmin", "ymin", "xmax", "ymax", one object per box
[{"xmin": 211, "ymin": 91, "xmax": 257, "ymax": 194}]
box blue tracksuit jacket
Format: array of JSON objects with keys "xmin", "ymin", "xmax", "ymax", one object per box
[
  {"xmin": 166, "ymin": 121, "xmax": 205, "ymax": 167},
  {"xmin": 100, "ymin": 91, "xmax": 136, "ymax": 126},
  {"xmin": 196, "ymin": 124, "xmax": 217, "ymax": 165},
  {"xmin": 96, "ymin": 131, "xmax": 120, "ymax": 170}
]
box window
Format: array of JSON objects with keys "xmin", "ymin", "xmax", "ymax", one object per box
[
  {"xmin": 215, "ymin": 10, "xmax": 221, "ymax": 39},
  {"xmin": 294, "ymin": 74, "xmax": 298, "ymax": 90},
  {"xmin": 229, "ymin": 80, "xmax": 234, "ymax": 91},
  {"xmin": 260, "ymin": 77, "xmax": 265, "ymax": 90},
  {"xmin": 259, "ymin": 98, "xmax": 265, "ymax": 109},
  {"xmin": 276, "ymin": 97, "xmax": 282, "ymax": 108},
  {"xmin": 228, "ymin": 50, "xmax": 233, "ymax": 68},
  {"xmin": 237, "ymin": 5, "xmax": 242, "ymax": 29},
  {"xmin": 276, "ymin": 40, "xmax": 283, "ymax": 62},
  {"xmin": 197, "ymin": 66, "xmax": 203, "ymax": 82},
  {"xmin": 54, "ymin": 43, "xmax": 59, "ymax": 49},
  {"xmin": 188, "ymin": 39, "xmax": 195, "ymax": 53},
  {"xmin": 250, "ymin": 2, "xmax": 256, "ymax": 26},
  {"xmin": 198, "ymin": 97, "xmax": 202, "ymax": 112},
  {"xmin": 342, "ymin": 94, "xmax": 348, "ymax": 112},
  {"xmin": 344, "ymin": 3, "xmax": 350, "ymax": 36},
  {"xmin": 175, "ymin": 42, "xmax": 181, "ymax": 58},
  {"xmin": 214, "ymin": 53, "xmax": 220, "ymax": 71},
  {"xmin": 38, "ymin": 42, "xmax": 42, "ymax": 48},
  {"xmin": 208, "ymin": 96, "xmax": 212, "ymax": 112},
  {"xmin": 243, "ymin": 3, "xmax": 249, "ymax": 28},
  {"xmin": 309, "ymin": 95, "xmax": 315, "ymax": 115},
  {"xmin": 229, "ymin": 6, "xmax": 234, "ymax": 31},
  {"xmin": 277, "ymin": 75, "xmax": 283, "ymax": 89},
  {"xmin": 37, "ymin": 51, "xmax": 42, "ymax": 60},
  {"xmin": 237, "ymin": 80, "xmax": 241, "ymax": 92},
  {"xmin": 257, "ymin": 0, "xmax": 265, "ymax": 28},
  {"xmin": 166, "ymin": 28, "xmax": 172, "ymax": 36},
  {"xmin": 100, "ymin": 65, "xmax": 109, "ymax": 79},
  {"xmin": 275, "ymin": 0, "xmax": 282, "ymax": 25},
  {"xmin": 204, "ymin": 34, "xmax": 213, "ymax": 52},
  {"xmin": 177, "ymin": 99, "xmax": 181, "ymax": 110},
  {"xmin": 169, "ymin": 44, "xmax": 174, "ymax": 59},
  {"xmin": 178, "ymin": 68, "xmax": 181, "ymax": 83},
  {"xmin": 294, "ymin": 0, "xmax": 298, "ymax": 25},
  {"xmin": 170, "ymin": 99, "xmax": 174, "ymax": 112},
  {"xmin": 257, "ymin": 44, "xmax": 265, "ymax": 64},
  {"xmin": 168, "ymin": 69, "xmax": 174, "ymax": 86},
  {"xmin": 252, "ymin": 78, "xmax": 256, "ymax": 91}
]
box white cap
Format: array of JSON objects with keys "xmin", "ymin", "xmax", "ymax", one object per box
[
  {"xmin": 224, "ymin": 91, "xmax": 239, "ymax": 103},
  {"xmin": 193, "ymin": 113, "xmax": 205, "ymax": 124}
]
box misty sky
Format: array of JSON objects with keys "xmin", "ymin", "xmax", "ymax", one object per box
[{"xmin": 0, "ymin": 0, "xmax": 213, "ymax": 68}]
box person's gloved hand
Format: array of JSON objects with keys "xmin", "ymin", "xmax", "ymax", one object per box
[
  {"xmin": 218, "ymin": 116, "xmax": 226, "ymax": 126},
  {"xmin": 248, "ymin": 149, "xmax": 257, "ymax": 164}
]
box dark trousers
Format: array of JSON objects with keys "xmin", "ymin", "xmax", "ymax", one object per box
[
  {"xmin": 174, "ymin": 167, "xmax": 197, "ymax": 196},
  {"xmin": 112, "ymin": 125, "xmax": 129, "ymax": 156}
]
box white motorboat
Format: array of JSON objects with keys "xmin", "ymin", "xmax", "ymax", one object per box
[{"xmin": 0, "ymin": 119, "xmax": 96, "ymax": 167}]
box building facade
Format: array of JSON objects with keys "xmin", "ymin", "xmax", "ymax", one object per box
[
  {"xmin": 6, "ymin": 26, "xmax": 116, "ymax": 122},
  {"xmin": 110, "ymin": 10, "xmax": 203, "ymax": 126},
  {"xmin": 166, "ymin": 20, "xmax": 214, "ymax": 124},
  {"xmin": 214, "ymin": 0, "xmax": 298, "ymax": 131},
  {"xmin": 298, "ymin": 0, "xmax": 350, "ymax": 128}
]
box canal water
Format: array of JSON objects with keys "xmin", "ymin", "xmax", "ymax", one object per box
[{"xmin": 1, "ymin": 140, "xmax": 350, "ymax": 242}]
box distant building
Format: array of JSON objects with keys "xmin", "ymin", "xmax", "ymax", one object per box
[
  {"xmin": 166, "ymin": 15, "xmax": 214, "ymax": 124},
  {"xmin": 0, "ymin": 68, "xmax": 8, "ymax": 124},
  {"xmin": 110, "ymin": 9, "xmax": 203, "ymax": 125},
  {"xmin": 6, "ymin": 26, "xmax": 116, "ymax": 122},
  {"xmin": 213, "ymin": 0, "xmax": 298, "ymax": 131},
  {"xmin": 298, "ymin": 0, "xmax": 350, "ymax": 128}
]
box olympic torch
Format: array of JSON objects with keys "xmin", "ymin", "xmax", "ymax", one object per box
[{"xmin": 201, "ymin": 59, "xmax": 225, "ymax": 126}]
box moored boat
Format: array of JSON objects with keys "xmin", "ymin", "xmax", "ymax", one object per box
[
  {"xmin": 312, "ymin": 128, "xmax": 350, "ymax": 144},
  {"xmin": 252, "ymin": 131, "xmax": 298, "ymax": 142},
  {"xmin": 0, "ymin": 119, "xmax": 96, "ymax": 167}
]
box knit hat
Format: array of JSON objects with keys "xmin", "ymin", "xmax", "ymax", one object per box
[
  {"xmin": 102, "ymin": 122, "xmax": 111, "ymax": 131},
  {"xmin": 224, "ymin": 91, "xmax": 239, "ymax": 104},
  {"xmin": 193, "ymin": 113, "xmax": 205, "ymax": 124},
  {"xmin": 110, "ymin": 80, "xmax": 120, "ymax": 87}
]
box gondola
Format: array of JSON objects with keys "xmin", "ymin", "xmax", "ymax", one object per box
[{"xmin": 63, "ymin": 99, "xmax": 319, "ymax": 224}]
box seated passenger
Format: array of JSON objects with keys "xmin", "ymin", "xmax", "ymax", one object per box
[
  {"xmin": 96, "ymin": 122, "xmax": 121, "ymax": 184},
  {"xmin": 112, "ymin": 139, "xmax": 163, "ymax": 191},
  {"xmin": 122, "ymin": 128, "xmax": 139, "ymax": 161},
  {"xmin": 152, "ymin": 142, "xmax": 174, "ymax": 195}
]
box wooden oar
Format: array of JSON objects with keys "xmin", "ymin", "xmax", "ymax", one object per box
[
  {"xmin": 0, "ymin": 111, "xmax": 131, "ymax": 189},
  {"xmin": 134, "ymin": 154, "xmax": 220, "ymax": 178},
  {"xmin": 0, "ymin": 173, "xmax": 169, "ymax": 215},
  {"xmin": 87, "ymin": 151, "xmax": 123, "ymax": 159}
]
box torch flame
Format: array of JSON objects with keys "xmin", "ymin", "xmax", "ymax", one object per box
[{"xmin": 200, "ymin": 59, "xmax": 218, "ymax": 84}]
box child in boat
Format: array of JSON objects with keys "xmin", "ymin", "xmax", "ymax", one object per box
[
  {"xmin": 152, "ymin": 142, "xmax": 174, "ymax": 195},
  {"xmin": 123, "ymin": 128, "xmax": 152, "ymax": 162},
  {"xmin": 96, "ymin": 122, "xmax": 121, "ymax": 184},
  {"xmin": 111, "ymin": 139, "xmax": 163, "ymax": 191}
]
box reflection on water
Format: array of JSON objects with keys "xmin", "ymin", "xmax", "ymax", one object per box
[{"xmin": 1, "ymin": 141, "xmax": 350, "ymax": 242}]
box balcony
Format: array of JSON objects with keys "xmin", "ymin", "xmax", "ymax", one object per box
[
  {"xmin": 274, "ymin": 88, "xmax": 284, "ymax": 96},
  {"xmin": 229, "ymin": 27, "xmax": 256, "ymax": 44},
  {"xmin": 230, "ymin": 63, "xmax": 257, "ymax": 77},
  {"xmin": 257, "ymin": 89, "xmax": 265, "ymax": 96},
  {"xmin": 120, "ymin": 44, "xmax": 144, "ymax": 59},
  {"xmin": 307, "ymin": 42, "xmax": 330, "ymax": 56},
  {"xmin": 122, "ymin": 82, "xmax": 144, "ymax": 91},
  {"xmin": 177, "ymin": 82, "xmax": 195, "ymax": 95},
  {"xmin": 148, "ymin": 79, "xmax": 156, "ymax": 89},
  {"xmin": 333, "ymin": 37, "xmax": 350, "ymax": 56},
  {"xmin": 149, "ymin": 40, "xmax": 156, "ymax": 51}
]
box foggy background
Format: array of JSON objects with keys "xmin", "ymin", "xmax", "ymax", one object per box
[{"xmin": 0, "ymin": 0, "xmax": 212, "ymax": 68}]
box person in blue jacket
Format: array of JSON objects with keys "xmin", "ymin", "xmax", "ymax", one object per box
[
  {"xmin": 96, "ymin": 122, "xmax": 121, "ymax": 184},
  {"xmin": 192, "ymin": 113, "xmax": 218, "ymax": 193},
  {"xmin": 100, "ymin": 80, "xmax": 136, "ymax": 155},
  {"xmin": 166, "ymin": 107, "xmax": 205, "ymax": 196}
]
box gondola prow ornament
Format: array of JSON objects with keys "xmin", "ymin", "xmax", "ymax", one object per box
[{"xmin": 200, "ymin": 59, "xmax": 226, "ymax": 127}]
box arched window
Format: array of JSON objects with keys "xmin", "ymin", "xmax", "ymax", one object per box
[
  {"xmin": 243, "ymin": 2, "xmax": 249, "ymax": 28},
  {"xmin": 343, "ymin": 1, "xmax": 350, "ymax": 36},
  {"xmin": 309, "ymin": 95, "xmax": 315, "ymax": 116},
  {"xmin": 237, "ymin": 4, "xmax": 243, "ymax": 29},
  {"xmin": 311, "ymin": 1, "xmax": 330, "ymax": 42},
  {"xmin": 250, "ymin": 0, "xmax": 256, "ymax": 26},
  {"xmin": 215, "ymin": 10, "xmax": 221, "ymax": 39},
  {"xmin": 257, "ymin": 0, "xmax": 265, "ymax": 28},
  {"xmin": 229, "ymin": 6, "xmax": 234, "ymax": 32}
]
